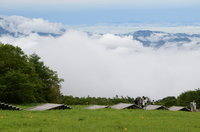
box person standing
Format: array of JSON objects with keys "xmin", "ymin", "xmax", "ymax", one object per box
[
  {"xmin": 144, "ymin": 97, "xmax": 148, "ymax": 108},
  {"xmin": 190, "ymin": 100, "xmax": 197, "ymax": 112},
  {"xmin": 141, "ymin": 96, "xmax": 144, "ymax": 108},
  {"xmin": 152, "ymin": 100, "xmax": 155, "ymax": 105},
  {"xmin": 193, "ymin": 100, "xmax": 197, "ymax": 112},
  {"xmin": 134, "ymin": 97, "xmax": 139, "ymax": 106},
  {"xmin": 141, "ymin": 96, "xmax": 147, "ymax": 109}
]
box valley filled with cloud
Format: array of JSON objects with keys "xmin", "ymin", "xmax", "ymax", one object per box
[{"xmin": 1, "ymin": 16, "xmax": 200, "ymax": 99}]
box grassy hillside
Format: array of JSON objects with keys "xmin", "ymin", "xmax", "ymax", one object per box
[{"xmin": 0, "ymin": 106, "xmax": 200, "ymax": 132}]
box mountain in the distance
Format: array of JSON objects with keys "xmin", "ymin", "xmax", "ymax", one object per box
[
  {"xmin": 1, "ymin": 16, "xmax": 200, "ymax": 48},
  {"xmin": 122, "ymin": 30, "xmax": 200, "ymax": 48}
]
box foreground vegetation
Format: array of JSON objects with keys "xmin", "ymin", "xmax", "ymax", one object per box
[
  {"xmin": 0, "ymin": 106, "xmax": 200, "ymax": 132},
  {"xmin": 61, "ymin": 89, "xmax": 200, "ymax": 109}
]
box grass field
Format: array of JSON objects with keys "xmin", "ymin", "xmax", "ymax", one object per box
[{"xmin": 0, "ymin": 105, "xmax": 200, "ymax": 132}]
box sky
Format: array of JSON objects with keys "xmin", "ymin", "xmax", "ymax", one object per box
[
  {"xmin": 0, "ymin": 0, "xmax": 200, "ymax": 25},
  {"xmin": 1, "ymin": 1, "xmax": 200, "ymax": 99}
]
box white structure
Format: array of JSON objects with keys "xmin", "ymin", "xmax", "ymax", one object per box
[
  {"xmin": 110, "ymin": 103, "xmax": 141, "ymax": 110},
  {"xmin": 25, "ymin": 103, "xmax": 71, "ymax": 111},
  {"xmin": 145, "ymin": 105, "xmax": 168, "ymax": 110},
  {"xmin": 169, "ymin": 106, "xmax": 190, "ymax": 111}
]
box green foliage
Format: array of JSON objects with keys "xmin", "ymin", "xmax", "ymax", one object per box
[
  {"xmin": 0, "ymin": 43, "xmax": 63, "ymax": 103},
  {"xmin": 177, "ymin": 89, "xmax": 200, "ymax": 108},
  {"xmin": 29, "ymin": 53, "xmax": 63, "ymax": 103},
  {"xmin": 61, "ymin": 95, "xmax": 134, "ymax": 105},
  {"xmin": 155, "ymin": 96, "xmax": 177, "ymax": 107}
]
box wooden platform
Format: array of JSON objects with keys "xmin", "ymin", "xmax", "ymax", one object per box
[{"xmin": 25, "ymin": 103, "xmax": 71, "ymax": 111}]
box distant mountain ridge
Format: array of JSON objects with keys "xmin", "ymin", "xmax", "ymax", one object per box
[
  {"xmin": 121, "ymin": 30, "xmax": 200, "ymax": 48},
  {"xmin": 1, "ymin": 16, "xmax": 200, "ymax": 48}
]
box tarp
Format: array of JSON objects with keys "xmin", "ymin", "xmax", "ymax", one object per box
[
  {"xmin": 110, "ymin": 103, "xmax": 141, "ymax": 109},
  {"xmin": 145, "ymin": 105, "xmax": 168, "ymax": 110},
  {"xmin": 25, "ymin": 103, "xmax": 71, "ymax": 111},
  {"xmin": 168, "ymin": 106, "xmax": 190, "ymax": 111}
]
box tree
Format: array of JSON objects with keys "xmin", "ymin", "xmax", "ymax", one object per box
[
  {"xmin": 177, "ymin": 89, "xmax": 200, "ymax": 108},
  {"xmin": 29, "ymin": 53, "xmax": 64, "ymax": 103},
  {"xmin": 155, "ymin": 96, "xmax": 177, "ymax": 107},
  {"xmin": 0, "ymin": 43, "xmax": 63, "ymax": 103}
]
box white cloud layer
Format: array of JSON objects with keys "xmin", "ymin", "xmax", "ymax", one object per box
[
  {"xmin": 0, "ymin": 15, "xmax": 63, "ymax": 35},
  {"xmin": 1, "ymin": 30, "xmax": 200, "ymax": 99}
]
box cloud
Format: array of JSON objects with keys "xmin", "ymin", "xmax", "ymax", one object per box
[
  {"xmin": 0, "ymin": 15, "xmax": 64, "ymax": 35},
  {"xmin": 1, "ymin": 30, "xmax": 200, "ymax": 100}
]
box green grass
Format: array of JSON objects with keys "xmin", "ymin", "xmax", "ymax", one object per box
[{"xmin": 0, "ymin": 106, "xmax": 200, "ymax": 132}]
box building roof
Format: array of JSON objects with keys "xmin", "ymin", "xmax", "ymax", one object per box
[
  {"xmin": 168, "ymin": 106, "xmax": 190, "ymax": 111},
  {"xmin": 86, "ymin": 105, "xmax": 108, "ymax": 110},
  {"xmin": 145, "ymin": 105, "xmax": 168, "ymax": 110},
  {"xmin": 110, "ymin": 103, "xmax": 141, "ymax": 109},
  {"xmin": 25, "ymin": 103, "xmax": 71, "ymax": 111}
]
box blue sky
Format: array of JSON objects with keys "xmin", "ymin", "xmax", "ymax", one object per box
[{"xmin": 0, "ymin": 0, "xmax": 200, "ymax": 25}]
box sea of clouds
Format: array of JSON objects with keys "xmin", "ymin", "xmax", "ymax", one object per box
[{"xmin": 1, "ymin": 16, "xmax": 200, "ymax": 99}]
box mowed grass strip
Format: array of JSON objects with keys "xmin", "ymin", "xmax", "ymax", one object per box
[{"xmin": 0, "ymin": 107, "xmax": 200, "ymax": 132}]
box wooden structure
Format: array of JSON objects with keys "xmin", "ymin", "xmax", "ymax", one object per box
[
  {"xmin": 145, "ymin": 105, "xmax": 168, "ymax": 110},
  {"xmin": 0, "ymin": 102, "xmax": 22, "ymax": 110},
  {"xmin": 110, "ymin": 103, "xmax": 141, "ymax": 110},
  {"xmin": 25, "ymin": 103, "xmax": 71, "ymax": 111},
  {"xmin": 86, "ymin": 105, "xmax": 109, "ymax": 110},
  {"xmin": 168, "ymin": 106, "xmax": 190, "ymax": 111}
]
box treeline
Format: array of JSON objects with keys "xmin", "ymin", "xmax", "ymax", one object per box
[
  {"xmin": 155, "ymin": 89, "xmax": 200, "ymax": 108},
  {"xmin": 60, "ymin": 89, "xmax": 200, "ymax": 109},
  {"xmin": 61, "ymin": 95, "xmax": 134, "ymax": 105},
  {"xmin": 0, "ymin": 43, "xmax": 63, "ymax": 103}
]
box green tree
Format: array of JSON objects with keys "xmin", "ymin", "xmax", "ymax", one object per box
[
  {"xmin": 155, "ymin": 96, "xmax": 177, "ymax": 107},
  {"xmin": 0, "ymin": 43, "xmax": 63, "ymax": 103},
  {"xmin": 29, "ymin": 53, "xmax": 64, "ymax": 103},
  {"xmin": 177, "ymin": 89, "xmax": 200, "ymax": 108}
]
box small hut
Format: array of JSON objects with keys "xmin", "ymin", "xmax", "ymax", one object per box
[
  {"xmin": 145, "ymin": 105, "xmax": 168, "ymax": 110},
  {"xmin": 168, "ymin": 106, "xmax": 190, "ymax": 111},
  {"xmin": 110, "ymin": 103, "xmax": 141, "ymax": 110}
]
